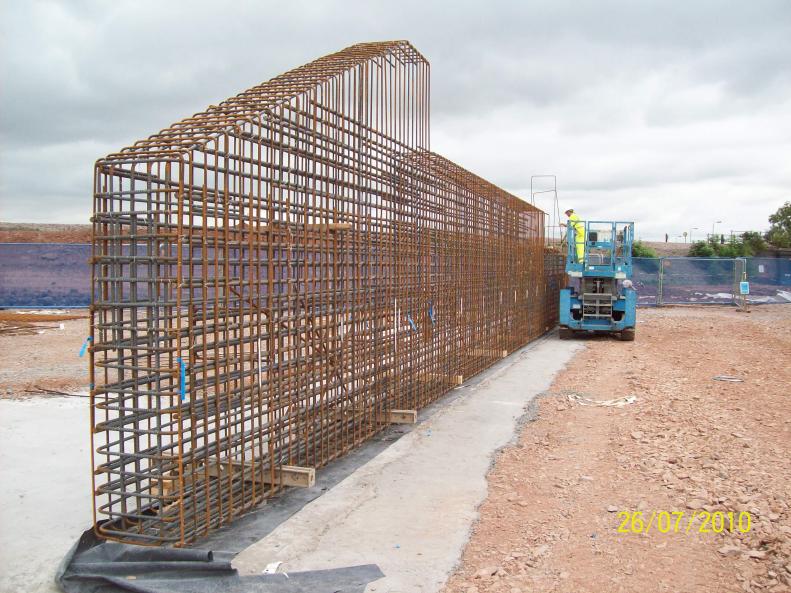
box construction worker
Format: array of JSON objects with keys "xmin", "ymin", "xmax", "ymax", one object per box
[{"xmin": 561, "ymin": 208, "xmax": 585, "ymax": 262}]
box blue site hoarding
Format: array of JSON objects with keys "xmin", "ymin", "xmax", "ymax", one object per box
[{"xmin": 1, "ymin": 244, "xmax": 790, "ymax": 308}]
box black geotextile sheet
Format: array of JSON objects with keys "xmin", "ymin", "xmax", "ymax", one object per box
[
  {"xmin": 57, "ymin": 528, "xmax": 384, "ymax": 593},
  {"xmin": 56, "ymin": 411, "xmax": 408, "ymax": 593}
]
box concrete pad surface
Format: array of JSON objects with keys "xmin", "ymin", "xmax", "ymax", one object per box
[
  {"xmin": 234, "ymin": 336, "xmax": 582, "ymax": 593},
  {"xmin": 0, "ymin": 396, "xmax": 92, "ymax": 593},
  {"xmin": 0, "ymin": 334, "xmax": 580, "ymax": 593}
]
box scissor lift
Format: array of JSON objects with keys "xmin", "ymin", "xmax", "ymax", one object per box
[{"xmin": 559, "ymin": 220, "xmax": 637, "ymax": 341}]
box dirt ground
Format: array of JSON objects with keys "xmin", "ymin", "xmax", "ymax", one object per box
[
  {"xmin": 2, "ymin": 305, "xmax": 790, "ymax": 592},
  {"xmin": 0, "ymin": 311, "xmax": 90, "ymax": 396},
  {"xmin": 444, "ymin": 305, "xmax": 791, "ymax": 593}
]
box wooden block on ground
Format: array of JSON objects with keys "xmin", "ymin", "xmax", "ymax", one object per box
[
  {"xmin": 149, "ymin": 471, "xmax": 181, "ymax": 497},
  {"xmin": 386, "ymin": 409, "xmax": 417, "ymax": 424},
  {"xmin": 415, "ymin": 373, "xmax": 464, "ymax": 385},
  {"xmin": 467, "ymin": 349, "xmax": 509, "ymax": 358},
  {"xmin": 201, "ymin": 460, "xmax": 315, "ymax": 489},
  {"xmin": 313, "ymin": 223, "xmax": 352, "ymax": 232},
  {"xmin": 269, "ymin": 465, "xmax": 315, "ymax": 488}
]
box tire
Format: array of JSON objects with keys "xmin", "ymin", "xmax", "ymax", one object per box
[
  {"xmin": 620, "ymin": 328, "xmax": 635, "ymax": 341},
  {"xmin": 559, "ymin": 327, "xmax": 574, "ymax": 340}
]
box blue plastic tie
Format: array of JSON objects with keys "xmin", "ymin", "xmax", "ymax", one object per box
[
  {"xmin": 428, "ymin": 301, "xmax": 436, "ymax": 325},
  {"xmin": 407, "ymin": 314, "xmax": 417, "ymax": 332},
  {"xmin": 178, "ymin": 357, "xmax": 187, "ymax": 401},
  {"xmin": 79, "ymin": 336, "xmax": 92, "ymax": 357}
]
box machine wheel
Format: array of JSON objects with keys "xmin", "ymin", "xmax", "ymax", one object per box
[
  {"xmin": 559, "ymin": 327, "xmax": 574, "ymax": 340},
  {"xmin": 620, "ymin": 328, "xmax": 636, "ymax": 341}
]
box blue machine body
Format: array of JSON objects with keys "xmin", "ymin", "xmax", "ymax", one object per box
[{"xmin": 559, "ymin": 220, "xmax": 637, "ymax": 337}]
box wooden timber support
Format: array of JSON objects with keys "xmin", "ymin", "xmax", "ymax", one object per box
[
  {"xmin": 202, "ymin": 461, "xmax": 316, "ymax": 489},
  {"xmin": 415, "ymin": 373, "xmax": 464, "ymax": 385},
  {"xmin": 385, "ymin": 409, "xmax": 417, "ymax": 424},
  {"xmin": 466, "ymin": 349, "xmax": 509, "ymax": 358}
]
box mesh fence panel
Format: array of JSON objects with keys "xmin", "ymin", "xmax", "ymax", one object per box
[
  {"xmin": 0, "ymin": 243, "xmax": 90, "ymax": 308},
  {"xmin": 633, "ymin": 256, "xmax": 791, "ymax": 305},
  {"xmin": 745, "ymin": 257, "xmax": 791, "ymax": 303},
  {"xmin": 633, "ymin": 257, "xmax": 660, "ymax": 306},
  {"xmin": 661, "ymin": 257, "xmax": 739, "ymax": 305}
]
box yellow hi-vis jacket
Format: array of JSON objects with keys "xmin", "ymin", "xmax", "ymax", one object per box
[{"xmin": 568, "ymin": 213, "xmax": 585, "ymax": 262}]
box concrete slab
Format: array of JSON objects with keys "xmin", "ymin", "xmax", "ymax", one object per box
[
  {"xmin": 0, "ymin": 334, "xmax": 580, "ymax": 593},
  {"xmin": 233, "ymin": 335, "xmax": 582, "ymax": 593},
  {"xmin": 0, "ymin": 396, "xmax": 92, "ymax": 593}
]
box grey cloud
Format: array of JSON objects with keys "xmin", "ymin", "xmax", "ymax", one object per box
[{"xmin": 1, "ymin": 0, "xmax": 790, "ymax": 237}]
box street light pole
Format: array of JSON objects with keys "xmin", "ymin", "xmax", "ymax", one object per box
[
  {"xmin": 691, "ymin": 227, "xmax": 699, "ymax": 242},
  {"xmin": 712, "ymin": 220, "xmax": 722, "ymax": 240}
]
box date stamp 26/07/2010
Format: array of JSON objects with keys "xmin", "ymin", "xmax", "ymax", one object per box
[{"xmin": 616, "ymin": 511, "xmax": 752, "ymax": 535}]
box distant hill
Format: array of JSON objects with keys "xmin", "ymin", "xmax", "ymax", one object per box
[
  {"xmin": 0, "ymin": 223, "xmax": 91, "ymax": 243},
  {"xmin": 642, "ymin": 241, "xmax": 691, "ymax": 257}
]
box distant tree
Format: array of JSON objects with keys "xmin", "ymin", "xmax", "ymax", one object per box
[
  {"xmin": 632, "ymin": 241, "xmax": 658, "ymax": 258},
  {"xmin": 767, "ymin": 202, "xmax": 791, "ymax": 247},
  {"xmin": 717, "ymin": 241, "xmax": 747, "ymax": 258},
  {"xmin": 689, "ymin": 234, "xmax": 761, "ymax": 257},
  {"xmin": 741, "ymin": 231, "xmax": 768, "ymax": 255},
  {"xmin": 688, "ymin": 241, "xmax": 715, "ymax": 257}
]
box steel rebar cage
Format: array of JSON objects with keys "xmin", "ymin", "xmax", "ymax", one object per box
[{"xmin": 90, "ymin": 41, "xmax": 559, "ymax": 546}]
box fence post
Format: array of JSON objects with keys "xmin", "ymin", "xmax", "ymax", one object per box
[
  {"xmin": 657, "ymin": 257, "xmax": 664, "ymax": 306},
  {"xmin": 735, "ymin": 258, "xmax": 747, "ymax": 309},
  {"xmin": 733, "ymin": 258, "xmax": 738, "ymax": 306}
]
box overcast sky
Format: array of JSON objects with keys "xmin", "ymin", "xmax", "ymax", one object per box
[{"xmin": 1, "ymin": 0, "xmax": 789, "ymax": 240}]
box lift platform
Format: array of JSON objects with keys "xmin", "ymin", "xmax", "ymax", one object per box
[{"xmin": 559, "ymin": 220, "xmax": 637, "ymax": 341}]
